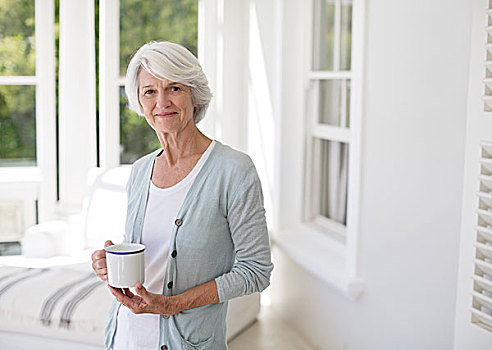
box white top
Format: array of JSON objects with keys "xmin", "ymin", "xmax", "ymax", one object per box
[{"xmin": 112, "ymin": 141, "xmax": 215, "ymax": 350}]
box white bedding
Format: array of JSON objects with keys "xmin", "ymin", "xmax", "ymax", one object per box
[
  {"xmin": 0, "ymin": 254, "xmax": 110, "ymax": 346},
  {"xmin": 0, "ymin": 254, "xmax": 260, "ymax": 349}
]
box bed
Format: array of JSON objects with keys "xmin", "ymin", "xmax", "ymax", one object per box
[{"xmin": 0, "ymin": 167, "xmax": 261, "ymax": 349}]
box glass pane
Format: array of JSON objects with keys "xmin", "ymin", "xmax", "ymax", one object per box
[
  {"xmin": 312, "ymin": 0, "xmax": 335, "ymax": 70},
  {"xmin": 0, "ymin": 0, "xmax": 35, "ymax": 76},
  {"xmin": 318, "ymin": 139, "xmax": 348, "ymax": 225},
  {"xmin": 318, "ymin": 79, "xmax": 350, "ymax": 127},
  {"xmin": 340, "ymin": 0, "xmax": 352, "ymax": 71},
  {"xmin": 0, "ymin": 85, "xmax": 36, "ymax": 166},
  {"xmin": 319, "ymin": 80, "xmax": 340, "ymax": 125},
  {"xmin": 119, "ymin": 86, "xmax": 161, "ymax": 164},
  {"xmin": 345, "ymin": 79, "xmax": 351, "ymax": 127},
  {"xmin": 119, "ymin": 0, "xmax": 198, "ymax": 77}
]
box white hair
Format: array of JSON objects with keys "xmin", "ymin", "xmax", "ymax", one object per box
[{"xmin": 125, "ymin": 41, "xmax": 212, "ymax": 124}]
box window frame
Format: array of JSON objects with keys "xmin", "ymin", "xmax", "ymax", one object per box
[
  {"xmin": 0, "ymin": 0, "xmax": 57, "ymax": 222},
  {"xmin": 304, "ymin": 0, "xmax": 359, "ymax": 241},
  {"xmin": 271, "ymin": 0, "xmax": 365, "ymax": 300},
  {"xmin": 99, "ymin": 0, "xmax": 120, "ymax": 169}
]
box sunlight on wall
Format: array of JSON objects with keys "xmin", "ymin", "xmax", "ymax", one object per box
[{"xmin": 247, "ymin": 2, "xmax": 275, "ymax": 230}]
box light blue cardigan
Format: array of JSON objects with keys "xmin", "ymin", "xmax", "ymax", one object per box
[{"xmin": 105, "ymin": 141, "xmax": 274, "ymax": 350}]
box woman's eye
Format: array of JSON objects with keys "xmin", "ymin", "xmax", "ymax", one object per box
[
  {"xmin": 144, "ymin": 89, "xmax": 155, "ymax": 95},
  {"xmin": 170, "ymin": 86, "xmax": 180, "ymax": 92}
]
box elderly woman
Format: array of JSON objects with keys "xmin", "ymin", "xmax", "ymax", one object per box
[{"xmin": 91, "ymin": 41, "xmax": 273, "ymax": 350}]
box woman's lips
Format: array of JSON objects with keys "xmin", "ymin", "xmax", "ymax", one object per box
[{"xmin": 155, "ymin": 112, "xmax": 177, "ymax": 118}]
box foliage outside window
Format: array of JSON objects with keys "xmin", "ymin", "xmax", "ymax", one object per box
[{"xmin": 0, "ymin": 0, "xmax": 36, "ymax": 166}]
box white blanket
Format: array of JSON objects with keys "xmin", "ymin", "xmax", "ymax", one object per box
[
  {"xmin": 0, "ymin": 254, "xmax": 260, "ymax": 348},
  {"xmin": 0, "ymin": 257, "xmax": 110, "ymax": 346}
]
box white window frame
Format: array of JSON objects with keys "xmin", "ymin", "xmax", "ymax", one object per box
[
  {"xmin": 308, "ymin": 0, "xmax": 365, "ymax": 297},
  {"xmin": 0, "ymin": 0, "xmax": 56, "ymax": 224},
  {"xmin": 305, "ymin": 0, "xmax": 358, "ymax": 240},
  {"xmin": 99, "ymin": 0, "xmax": 120, "ymax": 170},
  {"xmin": 272, "ymin": 0, "xmax": 365, "ymax": 300}
]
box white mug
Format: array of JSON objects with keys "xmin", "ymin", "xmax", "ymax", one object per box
[{"xmin": 105, "ymin": 243, "xmax": 145, "ymax": 288}]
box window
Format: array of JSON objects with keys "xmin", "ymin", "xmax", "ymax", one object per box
[
  {"xmin": 99, "ymin": 0, "xmax": 198, "ymax": 167},
  {"xmin": 0, "ymin": 0, "xmax": 37, "ymax": 166},
  {"xmin": 305, "ymin": 0, "xmax": 357, "ymax": 241},
  {"xmin": 0, "ymin": 0, "xmax": 56, "ymax": 223}
]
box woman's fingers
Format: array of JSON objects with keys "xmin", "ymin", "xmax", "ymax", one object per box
[
  {"xmin": 135, "ymin": 283, "xmax": 149, "ymax": 298},
  {"xmin": 108, "ymin": 286, "xmax": 147, "ymax": 313},
  {"xmin": 123, "ymin": 288, "xmax": 135, "ymax": 298},
  {"xmin": 91, "ymin": 241, "xmax": 113, "ymax": 282}
]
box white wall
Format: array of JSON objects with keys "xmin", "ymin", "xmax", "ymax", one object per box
[{"xmin": 268, "ymin": 0, "xmax": 473, "ymax": 349}]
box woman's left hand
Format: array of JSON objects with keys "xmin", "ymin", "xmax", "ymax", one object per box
[{"xmin": 108, "ymin": 283, "xmax": 180, "ymax": 316}]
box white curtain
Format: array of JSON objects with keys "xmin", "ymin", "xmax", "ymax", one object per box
[{"xmin": 321, "ymin": 140, "xmax": 348, "ymax": 224}]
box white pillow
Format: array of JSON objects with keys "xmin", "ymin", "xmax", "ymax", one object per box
[
  {"xmin": 83, "ymin": 167, "xmax": 131, "ymax": 249},
  {"xmin": 22, "ymin": 221, "xmax": 69, "ymax": 258}
]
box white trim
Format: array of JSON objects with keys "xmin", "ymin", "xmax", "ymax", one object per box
[
  {"xmin": 0, "ymin": 76, "xmax": 37, "ymax": 85},
  {"xmin": 272, "ymin": 0, "xmax": 284, "ymax": 231},
  {"xmin": 340, "ymin": 79, "xmax": 348, "ymax": 127},
  {"xmin": 311, "ymin": 124, "xmax": 351, "ymax": 142},
  {"xmin": 308, "ymin": 71, "xmax": 352, "ymax": 80},
  {"xmin": 334, "ymin": 0, "xmax": 341, "ymax": 70},
  {"xmin": 198, "ymin": 0, "xmax": 218, "ymax": 138},
  {"xmin": 58, "ymin": 0, "xmax": 97, "ymax": 209},
  {"xmin": 344, "ymin": 0, "xmax": 365, "ymax": 279},
  {"xmin": 303, "ymin": 80, "xmax": 316, "ymax": 221},
  {"xmin": 272, "ymin": 225, "xmax": 364, "ymax": 300},
  {"xmin": 99, "ymin": 0, "xmax": 120, "ymax": 169},
  {"xmin": 35, "ymin": 0, "xmax": 57, "ymax": 221},
  {"xmin": 216, "ymin": 0, "xmax": 249, "ymax": 152},
  {"xmin": 275, "ymin": 0, "xmax": 365, "ymax": 298},
  {"xmin": 313, "ymin": 215, "xmax": 347, "ymax": 241},
  {"xmin": 0, "ymin": 167, "xmax": 43, "ymax": 184}
]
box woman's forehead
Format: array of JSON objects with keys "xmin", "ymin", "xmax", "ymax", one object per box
[{"xmin": 138, "ymin": 69, "xmax": 178, "ymax": 86}]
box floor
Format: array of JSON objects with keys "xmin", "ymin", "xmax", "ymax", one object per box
[{"xmin": 228, "ymin": 305, "xmax": 315, "ymax": 350}]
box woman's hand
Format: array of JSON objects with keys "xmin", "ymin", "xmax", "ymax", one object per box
[
  {"xmin": 108, "ymin": 283, "xmax": 180, "ymax": 316},
  {"xmin": 110, "ymin": 280, "xmax": 219, "ymax": 316},
  {"xmin": 91, "ymin": 240, "xmax": 114, "ymax": 281}
]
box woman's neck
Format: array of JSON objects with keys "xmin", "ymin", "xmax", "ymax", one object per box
[{"xmin": 156, "ymin": 125, "xmax": 212, "ymax": 168}]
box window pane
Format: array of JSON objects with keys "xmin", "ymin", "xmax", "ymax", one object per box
[
  {"xmin": 345, "ymin": 79, "xmax": 351, "ymax": 127},
  {"xmin": 119, "ymin": 0, "xmax": 198, "ymax": 77},
  {"xmin": 119, "ymin": 86, "xmax": 161, "ymax": 164},
  {"xmin": 0, "ymin": 85, "xmax": 36, "ymax": 166},
  {"xmin": 0, "ymin": 0, "xmax": 35, "ymax": 76},
  {"xmin": 312, "ymin": 0, "xmax": 335, "ymax": 70},
  {"xmin": 318, "ymin": 139, "xmax": 348, "ymax": 225},
  {"xmin": 340, "ymin": 0, "xmax": 352, "ymax": 71},
  {"xmin": 318, "ymin": 79, "xmax": 350, "ymax": 127}
]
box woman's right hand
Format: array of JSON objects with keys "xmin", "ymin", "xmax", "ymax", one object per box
[{"xmin": 91, "ymin": 240, "xmax": 114, "ymax": 282}]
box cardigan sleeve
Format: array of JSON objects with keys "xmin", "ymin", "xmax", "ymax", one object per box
[{"xmin": 214, "ymin": 164, "xmax": 274, "ymax": 302}]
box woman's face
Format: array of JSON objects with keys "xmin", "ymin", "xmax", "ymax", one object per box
[{"xmin": 138, "ymin": 68, "xmax": 195, "ymax": 135}]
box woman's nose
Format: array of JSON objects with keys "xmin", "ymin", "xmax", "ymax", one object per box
[{"xmin": 156, "ymin": 91, "xmax": 171, "ymax": 108}]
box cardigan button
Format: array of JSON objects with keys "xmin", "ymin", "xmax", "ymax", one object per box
[
  {"xmin": 163, "ymin": 315, "xmax": 170, "ymax": 319},
  {"xmin": 167, "ymin": 281, "xmax": 173, "ymax": 289},
  {"xmin": 175, "ymin": 218, "xmax": 183, "ymax": 226},
  {"xmin": 161, "ymin": 345, "xmax": 168, "ymax": 350},
  {"xmin": 171, "ymin": 250, "xmax": 177, "ymax": 258}
]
